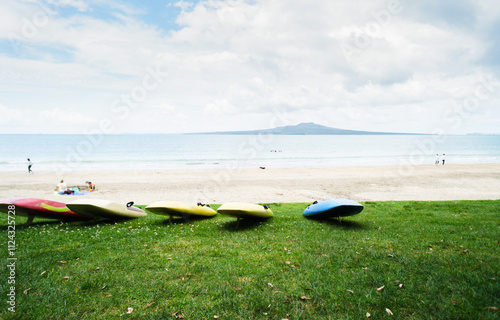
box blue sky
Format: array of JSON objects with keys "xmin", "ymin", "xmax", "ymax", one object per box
[{"xmin": 1, "ymin": 0, "xmax": 499, "ymax": 134}]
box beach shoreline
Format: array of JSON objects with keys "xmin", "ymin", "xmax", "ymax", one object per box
[{"xmin": 0, "ymin": 163, "xmax": 499, "ymax": 205}]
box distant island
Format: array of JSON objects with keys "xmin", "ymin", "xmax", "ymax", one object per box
[{"xmin": 187, "ymin": 122, "xmax": 421, "ymax": 135}]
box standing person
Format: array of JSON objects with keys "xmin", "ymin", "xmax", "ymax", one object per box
[
  {"xmin": 27, "ymin": 158, "xmax": 33, "ymax": 174},
  {"xmin": 442, "ymin": 154, "xmax": 446, "ymax": 165},
  {"xmin": 435, "ymin": 154, "xmax": 440, "ymax": 165}
]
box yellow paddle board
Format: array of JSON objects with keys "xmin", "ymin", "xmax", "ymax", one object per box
[
  {"xmin": 66, "ymin": 199, "xmax": 147, "ymax": 219},
  {"xmin": 217, "ymin": 202, "xmax": 273, "ymax": 219},
  {"xmin": 146, "ymin": 201, "xmax": 216, "ymax": 218}
]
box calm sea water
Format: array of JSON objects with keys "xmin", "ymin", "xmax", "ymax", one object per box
[{"xmin": 1, "ymin": 134, "xmax": 499, "ymax": 172}]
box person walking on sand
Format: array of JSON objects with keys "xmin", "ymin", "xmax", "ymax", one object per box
[
  {"xmin": 27, "ymin": 158, "xmax": 33, "ymax": 174},
  {"xmin": 435, "ymin": 154, "xmax": 440, "ymax": 165},
  {"xmin": 442, "ymin": 154, "xmax": 446, "ymax": 165}
]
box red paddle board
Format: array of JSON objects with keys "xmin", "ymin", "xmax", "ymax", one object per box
[{"xmin": 0, "ymin": 198, "xmax": 90, "ymax": 222}]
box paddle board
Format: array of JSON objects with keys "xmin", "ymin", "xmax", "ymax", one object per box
[
  {"xmin": 146, "ymin": 201, "xmax": 216, "ymax": 218},
  {"xmin": 66, "ymin": 199, "xmax": 147, "ymax": 219},
  {"xmin": 217, "ymin": 202, "xmax": 273, "ymax": 219},
  {"xmin": 0, "ymin": 198, "xmax": 90, "ymax": 224},
  {"xmin": 303, "ymin": 199, "xmax": 363, "ymax": 219}
]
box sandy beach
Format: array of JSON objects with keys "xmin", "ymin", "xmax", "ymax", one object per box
[{"xmin": 0, "ymin": 163, "xmax": 498, "ymax": 205}]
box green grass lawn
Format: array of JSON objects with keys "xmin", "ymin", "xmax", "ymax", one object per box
[{"xmin": 1, "ymin": 200, "xmax": 499, "ymax": 319}]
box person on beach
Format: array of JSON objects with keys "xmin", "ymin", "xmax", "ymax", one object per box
[
  {"xmin": 85, "ymin": 181, "xmax": 96, "ymax": 191},
  {"xmin": 56, "ymin": 180, "xmax": 73, "ymax": 194},
  {"xmin": 27, "ymin": 158, "xmax": 33, "ymax": 173},
  {"xmin": 442, "ymin": 154, "xmax": 446, "ymax": 165},
  {"xmin": 56, "ymin": 180, "xmax": 67, "ymax": 193},
  {"xmin": 435, "ymin": 154, "xmax": 440, "ymax": 165}
]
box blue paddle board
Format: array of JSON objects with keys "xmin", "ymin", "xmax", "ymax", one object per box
[{"xmin": 303, "ymin": 199, "xmax": 363, "ymax": 219}]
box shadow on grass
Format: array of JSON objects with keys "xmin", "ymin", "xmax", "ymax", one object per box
[
  {"xmin": 156, "ymin": 215, "xmax": 216, "ymax": 225},
  {"xmin": 12, "ymin": 217, "xmax": 103, "ymax": 230},
  {"xmin": 306, "ymin": 217, "xmax": 366, "ymax": 230},
  {"xmin": 221, "ymin": 218, "xmax": 271, "ymax": 231},
  {"xmin": 13, "ymin": 219, "xmax": 62, "ymax": 230},
  {"xmin": 73, "ymin": 218, "xmax": 127, "ymax": 227}
]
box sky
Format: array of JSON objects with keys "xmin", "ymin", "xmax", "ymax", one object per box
[{"xmin": 0, "ymin": 0, "xmax": 499, "ymax": 134}]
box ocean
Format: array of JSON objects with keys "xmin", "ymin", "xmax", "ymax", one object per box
[{"xmin": 1, "ymin": 134, "xmax": 499, "ymax": 172}]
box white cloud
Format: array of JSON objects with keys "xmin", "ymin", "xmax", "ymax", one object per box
[
  {"xmin": 174, "ymin": 1, "xmax": 195, "ymax": 11},
  {"xmin": 39, "ymin": 108, "xmax": 96, "ymax": 124},
  {"xmin": 0, "ymin": 0, "xmax": 499, "ymax": 134},
  {"xmin": 158, "ymin": 103, "xmax": 177, "ymax": 114},
  {"xmin": 0, "ymin": 102, "xmax": 23, "ymax": 123},
  {"xmin": 46, "ymin": 0, "xmax": 89, "ymax": 12},
  {"xmin": 204, "ymin": 99, "xmax": 236, "ymax": 115}
]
